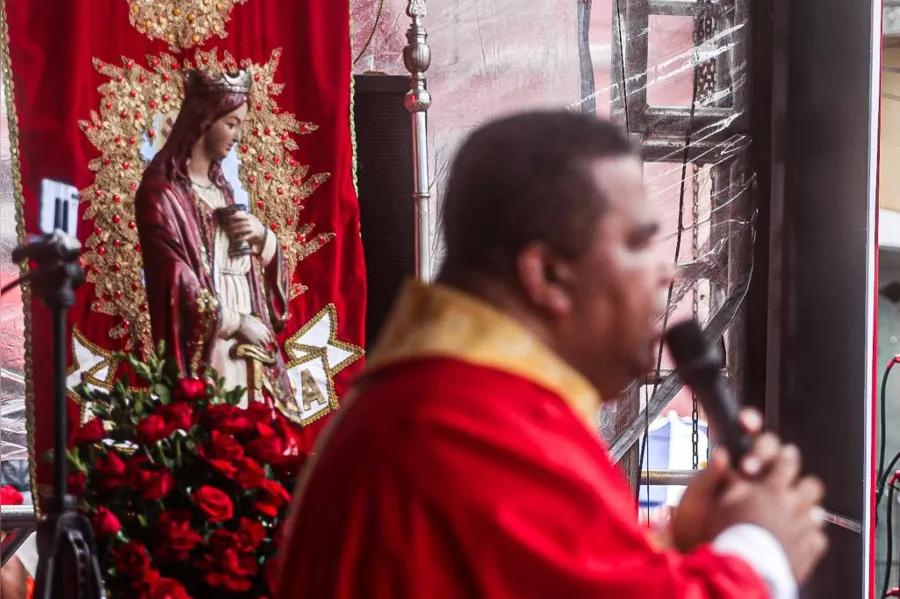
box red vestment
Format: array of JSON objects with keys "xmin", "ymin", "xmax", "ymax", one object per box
[
  {"xmin": 277, "ymin": 282, "xmax": 771, "ymax": 599},
  {"xmin": 134, "ymin": 169, "xmax": 291, "ymax": 398}
]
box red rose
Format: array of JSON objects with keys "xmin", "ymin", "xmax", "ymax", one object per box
[
  {"xmin": 235, "ymin": 457, "xmax": 266, "ymax": 489},
  {"xmin": 115, "ymin": 541, "xmax": 152, "ymax": 580},
  {"xmin": 95, "ymin": 452, "xmax": 128, "ymax": 492},
  {"xmin": 245, "ymin": 401, "xmax": 274, "ymax": 423},
  {"xmin": 174, "ymin": 378, "xmax": 207, "ymax": 403},
  {"xmin": 155, "ymin": 510, "xmax": 202, "ymax": 561},
  {"xmin": 0, "ymin": 485, "xmax": 23, "ymax": 506},
  {"xmin": 246, "ymin": 434, "xmax": 284, "ymax": 465},
  {"xmin": 207, "ymin": 431, "xmax": 244, "ymax": 461},
  {"xmin": 97, "ymin": 451, "xmax": 127, "ymax": 477},
  {"xmin": 69, "ymin": 418, "xmax": 105, "ymax": 447},
  {"xmin": 204, "ymin": 571, "xmax": 252, "ymax": 593},
  {"xmin": 254, "ymin": 478, "xmax": 291, "ymax": 517},
  {"xmin": 202, "ymin": 404, "xmax": 251, "ymax": 435},
  {"xmin": 207, "ymin": 529, "xmax": 239, "ymax": 551},
  {"xmin": 193, "ymin": 486, "xmax": 234, "ymax": 523},
  {"xmin": 91, "ymin": 506, "xmax": 121, "ymax": 536},
  {"xmin": 132, "ymin": 469, "xmax": 174, "ymax": 501},
  {"xmin": 68, "ymin": 471, "xmax": 86, "ymax": 496},
  {"xmin": 255, "ymin": 421, "xmax": 277, "ymax": 440},
  {"xmin": 136, "ymin": 414, "xmax": 170, "ymax": 444},
  {"xmin": 199, "ymin": 431, "xmax": 244, "ymax": 478},
  {"xmin": 127, "ymin": 453, "xmax": 150, "ymax": 471},
  {"xmin": 157, "ymin": 403, "xmax": 193, "ymax": 434},
  {"xmin": 148, "ymin": 577, "xmax": 191, "ymax": 599},
  {"xmin": 235, "ymin": 518, "xmax": 266, "ymax": 552},
  {"xmin": 202, "ymin": 549, "xmax": 258, "ymax": 592},
  {"xmin": 268, "ymin": 415, "xmax": 306, "ymax": 472},
  {"xmin": 134, "ymin": 569, "xmax": 162, "ymax": 593}
]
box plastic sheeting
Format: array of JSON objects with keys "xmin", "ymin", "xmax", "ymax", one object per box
[
  {"xmin": 0, "ymin": 80, "xmax": 26, "ymax": 466},
  {"xmin": 0, "ymin": 1, "xmax": 755, "ymax": 472},
  {"xmin": 351, "ymin": 0, "xmax": 754, "ymax": 459}
]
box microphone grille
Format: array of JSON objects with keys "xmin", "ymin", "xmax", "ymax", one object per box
[{"xmin": 663, "ymin": 319, "xmax": 709, "ymax": 367}]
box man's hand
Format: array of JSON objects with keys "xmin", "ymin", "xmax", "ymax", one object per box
[
  {"xmin": 669, "ymin": 407, "xmax": 828, "ymax": 584},
  {"xmin": 712, "ymin": 445, "xmax": 828, "ymax": 583},
  {"xmin": 670, "ymin": 408, "xmax": 776, "ymax": 552},
  {"xmin": 223, "ymin": 211, "xmax": 267, "ymax": 247}
]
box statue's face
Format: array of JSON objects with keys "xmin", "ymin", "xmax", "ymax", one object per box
[{"xmin": 201, "ymin": 102, "xmax": 248, "ymax": 161}]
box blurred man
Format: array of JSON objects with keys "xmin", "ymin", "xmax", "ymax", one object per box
[{"xmin": 277, "ymin": 111, "xmax": 827, "ymax": 599}]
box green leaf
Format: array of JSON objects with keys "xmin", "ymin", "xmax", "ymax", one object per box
[
  {"xmin": 67, "ymin": 450, "xmax": 88, "ymax": 473},
  {"xmin": 153, "ymin": 383, "xmax": 172, "ymax": 406},
  {"xmin": 133, "ymin": 361, "xmax": 154, "ymax": 383},
  {"xmin": 90, "ymin": 400, "xmax": 111, "ymax": 419}
]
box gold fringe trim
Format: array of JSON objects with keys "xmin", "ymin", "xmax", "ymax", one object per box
[
  {"xmin": 0, "ymin": 0, "xmax": 40, "ymax": 515},
  {"xmin": 348, "ymin": 0, "xmax": 359, "ymax": 198}
]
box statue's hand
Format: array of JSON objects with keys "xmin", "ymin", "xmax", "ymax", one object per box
[
  {"xmin": 223, "ymin": 211, "xmax": 267, "ymax": 247},
  {"xmin": 236, "ymin": 314, "xmax": 274, "ymax": 348}
]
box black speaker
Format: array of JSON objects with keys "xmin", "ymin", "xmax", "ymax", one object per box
[{"xmin": 353, "ymin": 75, "xmax": 415, "ymax": 350}]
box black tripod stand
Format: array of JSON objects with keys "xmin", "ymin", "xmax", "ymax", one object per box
[{"xmin": 9, "ymin": 230, "xmax": 105, "ymax": 599}]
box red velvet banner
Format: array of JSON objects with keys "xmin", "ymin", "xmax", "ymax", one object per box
[{"xmin": 2, "ymin": 0, "xmax": 366, "ymax": 504}]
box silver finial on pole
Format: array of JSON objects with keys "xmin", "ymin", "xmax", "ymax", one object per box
[{"xmin": 404, "ymin": 0, "xmax": 432, "ymax": 281}]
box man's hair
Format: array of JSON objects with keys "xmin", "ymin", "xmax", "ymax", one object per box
[{"xmin": 442, "ymin": 110, "xmax": 634, "ymax": 275}]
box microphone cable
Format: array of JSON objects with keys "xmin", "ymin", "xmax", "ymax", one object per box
[
  {"xmin": 880, "ymin": 357, "xmax": 900, "ymax": 492},
  {"xmin": 878, "ymin": 357, "xmax": 900, "ymax": 522},
  {"xmin": 877, "ymin": 356, "xmax": 900, "ymax": 597},
  {"xmin": 883, "ymin": 474, "xmax": 899, "ymax": 599}
]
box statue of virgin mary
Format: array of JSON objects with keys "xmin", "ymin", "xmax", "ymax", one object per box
[{"xmin": 134, "ymin": 69, "xmax": 293, "ymax": 408}]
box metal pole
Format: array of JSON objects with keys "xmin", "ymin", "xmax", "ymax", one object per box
[
  {"xmin": 53, "ymin": 304, "xmax": 68, "ymax": 508},
  {"xmin": 638, "ymin": 469, "xmax": 697, "ymax": 486},
  {"xmin": 403, "ymin": 0, "xmax": 432, "ymax": 281}
]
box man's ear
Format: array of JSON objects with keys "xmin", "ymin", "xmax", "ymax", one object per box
[{"xmin": 516, "ymin": 242, "xmax": 573, "ymax": 316}]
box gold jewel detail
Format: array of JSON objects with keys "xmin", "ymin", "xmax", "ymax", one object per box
[
  {"xmin": 127, "ymin": 0, "xmax": 250, "ymax": 50},
  {"xmin": 191, "ymin": 287, "xmax": 219, "ymax": 376},
  {"xmin": 79, "ymin": 48, "xmax": 333, "ymax": 355},
  {"xmin": 281, "ymin": 304, "xmax": 364, "ymax": 427}
]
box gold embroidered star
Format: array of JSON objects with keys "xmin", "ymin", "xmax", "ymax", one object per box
[
  {"xmin": 281, "ymin": 304, "xmax": 363, "ymax": 426},
  {"xmin": 66, "ymin": 328, "xmax": 118, "ymax": 424}
]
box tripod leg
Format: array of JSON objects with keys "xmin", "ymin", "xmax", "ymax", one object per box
[
  {"xmin": 33, "ymin": 508, "xmax": 104, "ymax": 599},
  {"xmin": 52, "ymin": 305, "xmax": 68, "ymax": 510}
]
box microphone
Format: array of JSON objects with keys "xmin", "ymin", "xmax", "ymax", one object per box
[
  {"xmin": 664, "ymin": 319, "xmax": 752, "ymax": 464},
  {"xmin": 664, "ymin": 318, "xmax": 865, "ymax": 535}
]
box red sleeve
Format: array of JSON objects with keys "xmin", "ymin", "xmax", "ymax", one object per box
[
  {"xmin": 277, "ymin": 363, "xmax": 774, "ymax": 599},
  {"xmin": 385, "ymin": 410, "xmax": 774, "ymax": 599}
]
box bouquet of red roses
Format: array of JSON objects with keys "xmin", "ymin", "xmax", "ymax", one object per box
[{"xmin": 60, "ymin": 348, "xmax": 307, "ymax": 599}]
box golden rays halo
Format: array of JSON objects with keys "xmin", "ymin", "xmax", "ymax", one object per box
[
  {"xmin": 127, "ymin": 0, "xmax": 250, "ymax": 50},
  {"xmin": 78, "ymin": 48, "xmax": 334, "ymax": 355}
]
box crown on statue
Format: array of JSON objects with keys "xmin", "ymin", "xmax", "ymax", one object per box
[{"xmin": 185, "ymin": 69, "xmax": 252, "ymax": 95}]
